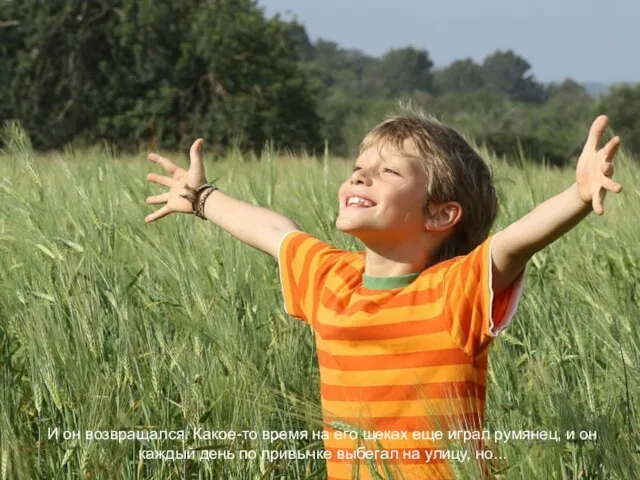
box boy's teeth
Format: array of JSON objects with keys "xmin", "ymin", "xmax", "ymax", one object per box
[{"xmin": 347, "ymin": 196, "xmax": 374, "ymax": 207}]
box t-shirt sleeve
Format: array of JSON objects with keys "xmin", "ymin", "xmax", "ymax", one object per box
[
  {"xmin": 277, "ymin": 230, "xmax": 348, "ymax": 325},
  {"xmin": 442, "ymin": 234, "xmax": 526, "ymax": 357}
]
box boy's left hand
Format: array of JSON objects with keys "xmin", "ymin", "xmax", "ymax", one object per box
[{"xmin": 576, "ymin": 115, "xmax": 623, "ymax": 215}]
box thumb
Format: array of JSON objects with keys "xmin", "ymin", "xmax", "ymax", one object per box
[{"xmin": 189, "ymin": 138, "xmax": 205, "ymax": 169}]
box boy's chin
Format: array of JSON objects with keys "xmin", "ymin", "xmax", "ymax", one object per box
[
  {"xmin": 336, "ymin": 220, "xmax": 380, "ymax": 239},
  {"xmin": 336, "ymin": 219, "xmax": 364, "ymax": 232}
]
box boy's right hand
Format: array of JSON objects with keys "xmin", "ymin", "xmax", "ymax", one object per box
[{"xmin": 145, "ymin": 138, "xmax": 208, "ymax": 223}]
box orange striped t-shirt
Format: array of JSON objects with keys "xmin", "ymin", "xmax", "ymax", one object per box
[{"xmin": 277, "ymin": 230, "xmax": 525, "ymax": 480}]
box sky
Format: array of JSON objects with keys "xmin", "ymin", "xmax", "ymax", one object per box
[{"xmin": 259, "ymin": 0, "xmax": 638, "ymax": 85}]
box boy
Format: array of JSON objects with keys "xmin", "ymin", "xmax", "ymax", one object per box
[{"xmin": 145, "ymin": 104, "xmax": 622, "ymax": 479}]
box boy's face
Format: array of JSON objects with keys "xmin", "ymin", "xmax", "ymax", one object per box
[{"xmin": 336, "ymin": 140, "xmax": 429, "ymax": 243}]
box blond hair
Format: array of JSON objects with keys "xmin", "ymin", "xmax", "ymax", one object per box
[{"xmin": 360, "ymin": 101, "xmax": 498, "ymax": 263}]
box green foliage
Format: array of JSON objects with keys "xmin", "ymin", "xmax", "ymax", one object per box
[
  {"xmin": 288, "ymin": 36, "xmax": 635, "ymax": 164},
  {"xmin": 1, "ymin": 141, "xmax": 639, "ymax": 478},
  {"xmin": 596, "ymin": 83, "xmax": 640, "ymax": 155},
  {"xmin": 434, "ymin": 58, "xmax": 485, "ymax": 94},
  {"xmin": 481, "ymin": 49, "xmax": 547, "ymax": 104},
  {"xmin": 2, "ymin": 1, "xmax": 640, "ymax": 164},
  {"xmin": 371, "ymin": 47, "xmax": 435, "ymax": 98},
  {"xmin": 0, "ymin": 0, "xmax": 323, "ymax": 154}
]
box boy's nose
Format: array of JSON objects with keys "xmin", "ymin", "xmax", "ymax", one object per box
[{"xmin": 351, "ymin": 169, "xmax": 372, "ymax": 185}]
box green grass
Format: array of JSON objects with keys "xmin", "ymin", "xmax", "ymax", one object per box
[{"xmin": 1, "ymin": 123, "xmax": 639, "ymax": 479}]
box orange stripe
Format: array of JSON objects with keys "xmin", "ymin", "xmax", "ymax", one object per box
[
  {"xmin": 328, "ymin": 260, "xmax": 367, "ymax": 291},
  {"xmin": 321, "ymin": 427, "xmax": 488, "ymax": 464},
  {"xmin": 317, "ymin": 331, "xmax": 455, "ymax": 355},
  {"xmin": 350, "ymin": 273, "xmax": 446, "ymax": 308},
  {"xmin": 324, "ymin": 414, "xmax": 483, "ymax": 433},
  {"xmin": 297, "ymin": 239, "xmax": 330, "ymax": 316},
  {"xmin": 320, "ymin": 279, "xmax": 444, "ymax": 316},
  {"xmin": 317, "ymin": 348, "xmax": 471, "ymax": 370},
  {"xmin": 457, "ymin": 258, "xmax": 474, "ymax": 348},
  {"xmin": 323, "ymin": 433, "xmax": 444, "ymax": 451},
  {"xmin": 353, "ymin": 259, "xmax": 451, "ymax": 294},
  {"xmin": 315, "ymin": 298, "xmax": 446, "ymax": 328},
  {"xmin": 321, "ymin": 381, "xmax": 486, "ymax": 402},
  {"xmin": 321, "ymin": 397, "xmax": 482, "ymax": 418},
  {"xmin": 445, "ymin": 245, "xmax": 490, "ymax": 353},
  {"xmin": 281, "ymin": 231, "xmax": 304, "ymax": 319},
  {"xmin": 327, "ymin": 253, "xmax": 450, "ymax": 295},
  {"xmin": 465, "ymin": 247, "xmax": 485, "ymax": 353},
  {"xmin": 319, "ymin": 364, "xmax": 487, "ymax": 387},
  {"xmin": 326, "ymin": 460, "xmax": 456, "ymax": 480},
  {"xmin": 315, "ymin": 318, "xmax": 448, "ymax": 341},
  {"xmin": 324, "ymin": 447, "xmax": 450, "ymax": 464}
]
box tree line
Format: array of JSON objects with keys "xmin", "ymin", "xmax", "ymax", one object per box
[{"xmin": 1, "ymin": 0, "xmax": 639, "ymax": 164}]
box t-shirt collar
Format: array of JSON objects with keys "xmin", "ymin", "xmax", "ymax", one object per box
[{"xmin": 362, "ymin": 272, "xmax": 420, "ymax": 289}]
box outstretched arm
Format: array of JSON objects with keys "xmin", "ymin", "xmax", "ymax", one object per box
[
  {"xmin": 491, "ymin": 115, "xmax": 623, "ymax": 294},
  {"xmin": 198, "ymin": 189, "xmax": 300, "ymax": 258},
  {"xmin": 145, "ymin": 139, "xmax": 300, "ymax": 259}
]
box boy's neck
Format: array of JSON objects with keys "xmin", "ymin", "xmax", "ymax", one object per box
[{"xmin": 359, "ymin": 237, "xmax": 437, "ymax": 278}]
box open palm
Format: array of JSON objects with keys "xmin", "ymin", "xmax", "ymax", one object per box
[
  {"xmin": 576, "ymin": 115, "xmax": 623, "ymax": 216},
  {"xmin": 145, "ymin": 139, "xmax": 208, "ymax": 223}
]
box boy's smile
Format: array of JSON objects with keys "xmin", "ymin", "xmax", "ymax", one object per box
[
  {"xmin": 336, "ymin": 140, "xmax": 428, "ymax": 243},
  {"xmin": 344, "ymin": 194, "xmax": 376, "ymax": 208}
]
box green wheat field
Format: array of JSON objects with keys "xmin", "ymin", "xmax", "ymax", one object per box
[{"xmin": 1, "ymin": 122, "xmax": 639, "ymax": 479}]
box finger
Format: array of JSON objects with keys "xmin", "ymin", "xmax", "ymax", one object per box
[
  {"xmin": 602, "ymin": 177, "xmax": 622, "ymax": 193},
  {"xmin": 601, "ymin": 136, "xmax": 621, "ymax": 162},
  {"xmin": 145, "ymin": 205, "xmax": 172, "ymax": 223},
  {"xmin": 583, "ymin": 115, "xmax": 609, "ymax": 152},
  {"xmin": 148, "ymin": 153, "xmax": 181, "ymax": 175},
  {"xmin": 601, "ymin": 162, "xmax": 614, "ymax": 177},
  {"xmin": 592, "ymin": 188, "xmax": 605, "ymax": 216},
  {"xmin": 146, "ymin": 192, "xmax": 170, "ymax": 205},
  {"xmin": 146, "ymin": 173, "xmax": 174, "ymax": 188},
  {"xmin": 190, "ymin": 138, "xmax": 205, "ymax": 169}
]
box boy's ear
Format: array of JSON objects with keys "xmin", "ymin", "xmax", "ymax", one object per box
[{"xmin": 424, "ymin": 201, "xmax": 462, "ymax": 232}]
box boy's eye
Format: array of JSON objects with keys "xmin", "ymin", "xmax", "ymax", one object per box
[{"xmin": 351, "ymin": 166, "xmax": 400, "ymax": 175}]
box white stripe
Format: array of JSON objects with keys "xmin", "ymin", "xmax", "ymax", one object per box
[{"xmin": 487, "ymin": 235, "xmax": 526, "ymax": 337}]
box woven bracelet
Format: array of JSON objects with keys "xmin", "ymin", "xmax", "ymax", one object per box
[{"xmin": 195, "ymin": 186, "xmax": 218, "ymax": 219}]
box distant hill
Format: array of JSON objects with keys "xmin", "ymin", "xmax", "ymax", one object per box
[{"xmin": 582, "ymin": 82, "xmax": 610, "ymax": 97}]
